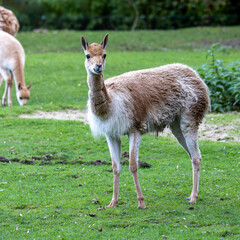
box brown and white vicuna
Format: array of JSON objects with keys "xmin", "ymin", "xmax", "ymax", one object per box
[
  {"xmin": 81, "ymin": 34, "xmax": 210, "ymax": 209},
  {"xmin": 0, "ymin": 31, "xmax": 31, "ymax": 106}
]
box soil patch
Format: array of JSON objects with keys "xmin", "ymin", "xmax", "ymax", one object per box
[
  {"xmin": 19, "ymin": 109, "xmax": 88, "ymax": 124},
  {"xmin": 19, "ymin": 110, "xmax": 240, "ymax": 142}
]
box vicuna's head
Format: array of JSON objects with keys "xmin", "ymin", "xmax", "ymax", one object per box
[
  {"xmin": 81, "ymin": 34, "xmax": 108, "ymax": 75},
  {"xmin": 16, "ymin": 83, "xmax": 32, "ymax": 106}
]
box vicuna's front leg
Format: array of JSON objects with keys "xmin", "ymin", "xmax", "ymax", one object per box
[
  {"xmin": 7, "ymin": 75, "xmax": 13, "ymax": 106},
  {"xmin": 129, "ymin": 132, "xmax": 146, "ymax": 209},
  {"xmin": 2, "ymin": 78, "xmax": 8, "ymax": 106},
  {"xmin": 106, "ymin": 136, "xmax": 121, "ymax": 208},
  {"xmin": 0, "ymin": 69, "xmax": 12, "ymax": 106}
]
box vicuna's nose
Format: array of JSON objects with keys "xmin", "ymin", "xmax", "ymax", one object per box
[{"xmin": 94, "ymin": 64, "xmax": 103, "ymax": 73}]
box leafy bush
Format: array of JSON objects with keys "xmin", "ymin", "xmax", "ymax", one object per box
[{"xmin": 197, "ymin": 43, "xmax": 240, "ymax": 112}]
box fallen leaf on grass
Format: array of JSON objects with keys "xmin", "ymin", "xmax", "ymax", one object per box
[
  {"xmin": 98, "ymin": 227, "xmax": 103, "ymax": 232},
  {"xmin": 98, "ymin": 206, "xmax": 105, "ymax": 211},
  {"xmin": 93, "ymin": 198, "xmax": 99, "ymax": 204},
  {"xmin": 89, "ymin": 213, "xmax": 96, "ymax": 217},
  {"xmin": 165, "ymin": 210, "xmax": 176, "ymax": 213},
  {"xmin": 162, "ymin": 235, "xmax": 167, "ymax": 239}
]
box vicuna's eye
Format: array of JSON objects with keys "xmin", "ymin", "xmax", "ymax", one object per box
[
  {"xmin": 86, "ymin": 54, "xmax": 91, "ymax": 59},
  {"xmin": 20, "ymin": 97, "xmax": 23, "ymax": 100},
  {"xmin": 103, "ymin": 54, "xmax": 107, "ymax": 59}
]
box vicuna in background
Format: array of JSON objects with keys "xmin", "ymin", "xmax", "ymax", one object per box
[{"xmin": 0, "ymin": 31, "xmax": 31, "ymax": 106}]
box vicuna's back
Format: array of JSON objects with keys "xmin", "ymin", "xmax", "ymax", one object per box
[
  {"xmin": 105, "ymin": 63, "xmax": 209, "ymax": 132},
  {"xmin": 0, "ymin": 31, "xmax": 25, "ymax": 69}
]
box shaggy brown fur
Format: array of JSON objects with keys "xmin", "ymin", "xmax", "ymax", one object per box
[
  {"xmin": 81, "ymin": 34, "xmax": 210, "ymax": 209},
  {"xmin": 105, "ymin": 64, "xmax": 209, "ymax": 133},
  {"xmin": 0, "ymin": 6, "xmax": 19, "ymax": 36}
]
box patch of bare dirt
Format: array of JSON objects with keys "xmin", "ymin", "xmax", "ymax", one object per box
[
  {"xmin": 19, "ymin": 110, "xmax": 240, "ymax": 142},
  {"xmin": 19, "ymin": 109, "xmax": 88, "ymax": 124}
]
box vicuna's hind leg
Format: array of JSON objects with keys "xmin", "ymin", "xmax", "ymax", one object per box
[
  {"xmin": 106, "ymin": 136, "xmax": 121, "ymax": 208},
  {"xmin": 0, "ymin": 69, "xmax": 12, "ymax": 106},
  {"xmin": 129, "ymin": 132, "xmax": 146, "ymax": 209},
  {"xmin": 171, "ymin": 117, "xmax": 202, "ymax": 204},
  {"xmin": 181, "ymin": 117, "xmax": 202, "ymax": 204},
  {"xmin": 2, "ymin": 78, "xmax": 8, "ymax": 106},
  {"xmin": 170, "ymin": 117, "xmax": 190, "ymax": 156}
]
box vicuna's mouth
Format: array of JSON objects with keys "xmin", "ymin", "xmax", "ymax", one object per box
[
  {"xmin": 93, "ymin": 69, "xmax": 102, "ymax": 74},
  {"xmin": 93, "ymin": 64, "xmax": 103, "ymax": 74}
]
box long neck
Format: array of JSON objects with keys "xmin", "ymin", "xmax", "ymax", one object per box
[
  {"xmin": 12, "ymin": 58, "xmax": 25, "ymax": 89},
  {"xmin": 87, "ymin": 72, "xmax": 111, "ymax": 117}
]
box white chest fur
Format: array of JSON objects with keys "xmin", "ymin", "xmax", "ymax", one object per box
[{"xmin": 87, "ymin": 92, "xmax": 133, "ymax": 138}]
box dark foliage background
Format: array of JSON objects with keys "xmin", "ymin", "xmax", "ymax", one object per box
[
  {"xmin": 198, "ymin": 44, "xmax": 240, "ymax": 112},
  {"xmin": 1, "ymin": 0, "xmax": 240, "ymax": 31}
]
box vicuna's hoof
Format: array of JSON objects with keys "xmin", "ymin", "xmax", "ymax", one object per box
[
  {"xmin": 184, "ymin": 197, "xmax": 197, "ymax": 204},
  {"xmin": 137, "ymin": 200, "xmax": 146, "ymax": 209},
  {"xmin": 137, "ymin": 206, "xmax": 146, "ymax": 210},
  {"xmin": 106, "ymin": 200, "xmax": 118, "ymax": 208}
]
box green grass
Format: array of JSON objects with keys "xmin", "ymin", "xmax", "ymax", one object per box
[
  {"xmin": 0, "ymin": 50, "xmax": 239, "ymax": 117},
  {"xmin": 17, "ymin": 26, "xmax": 240, "ymax": 53},
  {"xmin": 0, "ymin": 27, "xmax": 240, "ymax": 239},
  {"xmin": 0, "ymin": 119, "xmax": 239, "ymax": 239},
  {"xmin": 0, "ymin": 26, "xmax": 238, "ymax": 116}
]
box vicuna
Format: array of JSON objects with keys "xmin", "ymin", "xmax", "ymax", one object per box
[
  {"xmin": 0, "ymin": 31, "xmax": 31, "ymax": 106},
  {"xmin": 0, "ymin": 6, "xmax": 19, "ymax": 37},
  {"xmin": 81, "ymin": 34, "xmax": 209, "ymax": 209}
]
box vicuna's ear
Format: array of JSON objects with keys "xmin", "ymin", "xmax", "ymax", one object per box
[
  {"xmin": 27, "ymin": 82, "xmax": 32, "ymax": 89},
  {"xmin": 81, "ymin": 35, "xmax": 88, "ymax": 51},
  {"xmin": 18, "ymin": 83, "xmax": 21, "ymax": 90},
  {"xmin": 101, "ymin": 34, "xmax": 108, "ymax": 49}
]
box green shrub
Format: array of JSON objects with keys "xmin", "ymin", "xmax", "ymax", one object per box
[{"xmin": 197, "ymin": 43, "xmax": 240, "ymax": 112}]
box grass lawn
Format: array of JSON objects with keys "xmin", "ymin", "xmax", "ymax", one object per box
[
  {"xmin": 0, "ymin": 27, "xmax": 240, "ymax": 239},
  {"xmin": 0, "ymin": 119, "xmax": 239, "ymax": 239}
]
